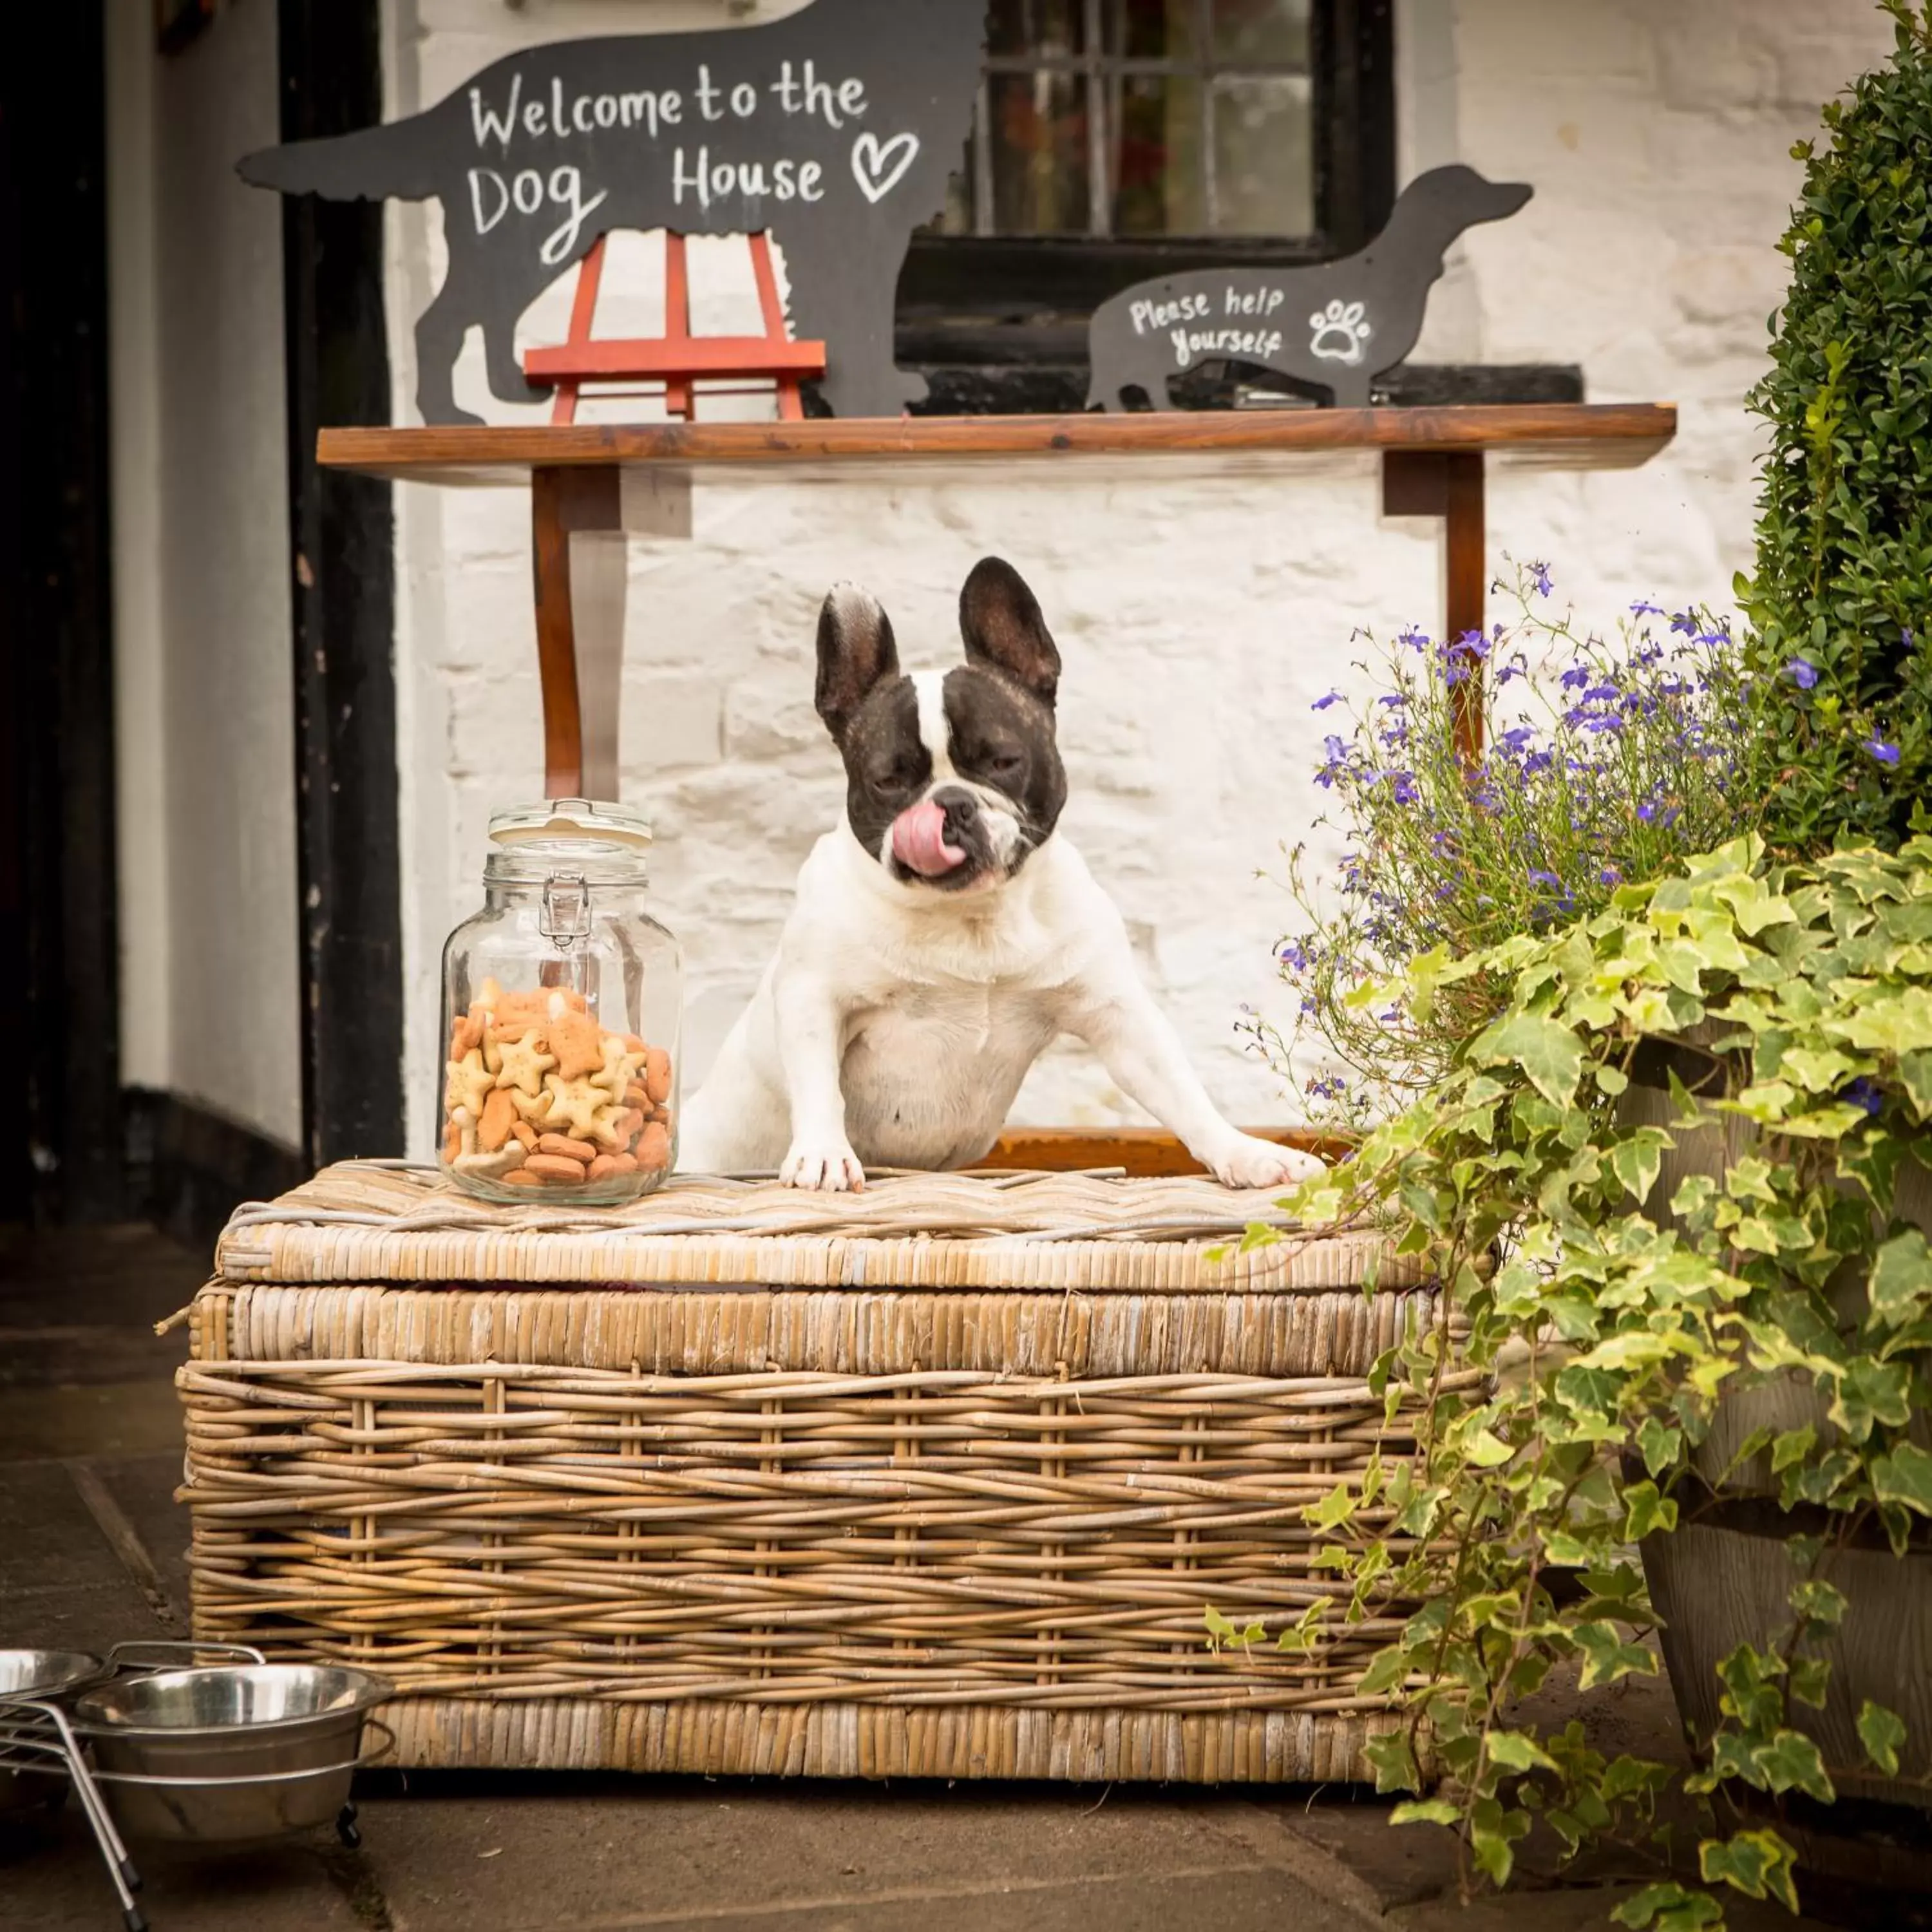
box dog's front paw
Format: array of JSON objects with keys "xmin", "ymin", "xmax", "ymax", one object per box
[
  {"xmin": 1206, "ymin": 1134, "xmax": 1326, "ymax": 1192},
  {"xmin": 781, "ymin": 1139, "xmax": 867, "ymax": 1192}
]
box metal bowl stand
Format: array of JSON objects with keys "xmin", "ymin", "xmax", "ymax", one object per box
[
  {"xmin": 0, "ymin": 1640, "xmax": 379, "ymax": 1927},
  {"xmin": 0, "ymin": 1696, "xmax": 146, "ymax": 1931}
]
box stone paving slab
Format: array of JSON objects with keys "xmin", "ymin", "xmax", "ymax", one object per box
[
  {"xmin": 1, "ymin": 1806, "xmax": 368, "ymax": 1931},
  {"xmin": 351, "ymin": 1776, "xmax": 1378, "ymax": 1932}
]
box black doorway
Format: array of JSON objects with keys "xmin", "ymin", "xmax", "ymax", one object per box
[{"xmin": 0, "ymin": 8, "xmax": 120, "ymax": 1225}]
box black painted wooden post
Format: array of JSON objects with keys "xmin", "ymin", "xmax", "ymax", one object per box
[
  {"xmin": 0, "ymin": 1, "xmax": 120, "ymax": 1221},
  {"xmin": 276, "ymin": 0, "xmax": 404, "ymax": 1168}
]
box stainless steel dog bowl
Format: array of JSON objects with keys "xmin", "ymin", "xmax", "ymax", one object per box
[
  {"xmin": 0, "ymin": 1650, "xmax": 104, "ymax": 1701},
  {"xmin": 0, "ymin": 1651, "xmax": 105, "ymax": 1812},
  {"xmin": 75, "ymin": 1663, "xmax": 391, "ymax": 1844}
]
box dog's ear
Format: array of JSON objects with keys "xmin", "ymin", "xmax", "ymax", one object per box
[
  {"xmin": 815, "ymin": 582, "xmax": 900, "ymax": 741},
  {"xmin": 959, "ymin": 557, "xmax": 1060, "ymax": 708}
]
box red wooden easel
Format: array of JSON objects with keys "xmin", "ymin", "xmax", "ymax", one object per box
[{"xmin": 524, "ymin": 231, "xmax": 827, "ymax": 424}]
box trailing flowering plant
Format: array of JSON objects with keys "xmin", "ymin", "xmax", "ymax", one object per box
[
  {"xmin": 1254, "ymin": 567, "xmax": 1748, "ymax": 1117},
  {"xmin": 1236, "ymin": 836, "xmax": 1932, "ymax": 1927}
]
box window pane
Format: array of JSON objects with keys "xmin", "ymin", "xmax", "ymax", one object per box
[
  {"xmin": 1111, "ymin": 75, "xmax": 1204, "ymax": 234},
  {"xmin": 1211, "ymin": 0, "xmax": 1309, "ymax": 65},
  {"xmin": 987, "ymin": 72, "xmax": 1092, "ymax": 234},
  {"xmin": 1102, "ymin": 0, "xmax": 1196, "ymax": 61},
  {"xmin": 1211, "ymin": 76, "xmax": 1311, "ymax": 233},
  {"xmin": 987, "ymin": 0, "xmax": 1086, "ymax": 57}
]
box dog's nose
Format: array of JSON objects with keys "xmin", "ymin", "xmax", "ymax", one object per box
[{"xmin": 933, "ymin": 786, "xmax": 980, "ymax": 844}]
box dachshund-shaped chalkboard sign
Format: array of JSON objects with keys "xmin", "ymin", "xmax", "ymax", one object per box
[
  {"xmin": 240, "ymin": 0, "xmax": 987, "ymax": 422},
  {"xmin": 1086, "ymin": 166, "xmax": 1531, "ymax": 411}
]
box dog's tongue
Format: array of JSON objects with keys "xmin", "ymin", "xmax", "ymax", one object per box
[{"xmin": 891, "ymin": 799, "xmax": 965, "ymax": 877}]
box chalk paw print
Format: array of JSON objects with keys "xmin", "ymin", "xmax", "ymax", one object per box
[{"xmin": 1308, "ymin": 299, "xmax": 1372, "ymax": 366}]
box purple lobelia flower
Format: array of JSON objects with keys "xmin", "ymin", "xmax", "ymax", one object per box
[
  {"xmin": 1530, "ymin": 560, "xmax": 1553, "ymax": 598},
  {"xmin": 1785, "ymin": 658, "xmax": 1819, "ymax": 689},
  {"xmin": 1312, "ymin": 690, "xmax": 1342, "ymax": 710},
  {"xmin": 1841, "ymin": 1077, "xmax": 1882, "ymax": 1117},
  {"xmin": 1866, "ymin": 737, "xmax": 1902, "ymax": 766}
]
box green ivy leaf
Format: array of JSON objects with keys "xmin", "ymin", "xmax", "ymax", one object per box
[
  {"xmin": 1305, "ymin": 1482, "xmax": 1357, "ymax": 1531},
  {"xmin": 1612, "ymin": 1882, "xmax": 1723, "ymax": 1931},
  {"xmin": 1790, "ymin": 1577, "xmax": 1849, "ymax": 1627},
  {"xmin": 1872, "ymin": 1439, "xmax": 1932, "ymax": 1515},
  {"xmin": 1574, "ymin": 1621, "xmax": 1658, "ymax": 1690},
  {"xmin": 1869, "ymin": 1227, "xmax": 1932, "ymax": 1325},
  {"xmin": 1363, "ymin": 1730, "xmax": 1421, "ymax": 1795},
  {"xmin": 1899, "ymin": 1048, "xmax": 1932, "ymax": 1121},
  {"xmin": 1623, "ymin": 1481, "xmax": 1679, "ymax": 1540},
  {"xmin": 1354, "ymin": 1647, "xmax": 1411, "ymax": 1698},
  {"xmin": 1469, "ymin": 1797, "xmax": 1530, "ymax": 1888},
  {"xmin": 1638, "ymin": 1416, "xmax": 1685, "ymax": 1477},
  {"xmin": 1699, "ymin": 1828, "xmax": 1800, "ymax": 1912},
  {"xmin": 1789, "ymin": 1656, "xmax": 1832, "ymax": 1709},
  {"xmin": 1389, "ymin": 1799, "xmax": 1461, "ymax": 1826},
  {"xmin": 1485, "ymin": 1730, "xmax": 1558, "ymax": 1774},
  {"xmin": 1857, "ymin": 1700, "xmax": 1908, "ymax": 1776},
  {"xmin": 1757, "ymin": 1728, "xmax": 1835, "ymax": 1802},
  {"xmin": 1830, "ymin": 1357, "xmax": 1913, "ymax": 1441},
  {"xmin": 1478, "ymin": 1012, "xmax": 1586, "ymax": 1107}
]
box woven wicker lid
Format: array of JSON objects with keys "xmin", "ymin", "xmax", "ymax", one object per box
[{"xmin": 212, "ymin": 1160, "xmax": 1405, "ymax": 1294}]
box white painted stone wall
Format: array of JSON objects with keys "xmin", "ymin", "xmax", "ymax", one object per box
[
  {"xmin": 381, "ymin": 0, "xmax": 1896, "ymax": 1160},
  {"xmin": 106, "ymin": 0, "xmax": 303, "ymax": 1148}
]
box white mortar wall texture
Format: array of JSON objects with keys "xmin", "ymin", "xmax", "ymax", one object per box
[{"xmin": 382, "ymin": 0, "xmax": 1897, "ymax": 1159}]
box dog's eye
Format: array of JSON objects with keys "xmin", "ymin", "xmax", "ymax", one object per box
[
  {"xmin": 867, "ymin": 760, "xmax": 915, "ymax": 794},
  {"xmin": 983, "ymin": 750, "xmax": 1025, "ymax": 781}
]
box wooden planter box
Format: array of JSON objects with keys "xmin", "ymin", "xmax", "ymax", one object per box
[{"xmin": 179, "ymin": 1160, "xmax": 1463, "ymax": 1784}]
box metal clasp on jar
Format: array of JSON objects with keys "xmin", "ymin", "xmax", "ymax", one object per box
[{"xmin": 539, "ymin": 873, "xmax": 592, "ymax": 946}]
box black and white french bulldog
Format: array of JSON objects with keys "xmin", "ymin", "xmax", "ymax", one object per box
[{"xmin": 677, "ymin": 557, "xmax": 1325, "ymax": 1192}]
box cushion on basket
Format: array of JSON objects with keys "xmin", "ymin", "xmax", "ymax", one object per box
[{"xmin": 179, "ymin": 1160, "xmax": 1466, "ymax": 1785}]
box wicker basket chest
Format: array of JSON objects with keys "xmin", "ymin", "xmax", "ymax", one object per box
[{"xmin": 180, "ymin": 1160, "xmax": 1462, "ymax": 1785}]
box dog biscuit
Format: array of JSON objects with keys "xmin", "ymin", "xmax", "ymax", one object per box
[
  {"xmin": 548, "ymin": 1009, "xmax": 605, "ymax": 1083},
  {"xmin": 643, "ymin": 1047, "xmax": 672, "ymax": 1106},
  {"xmin": 446, "ymin": 1049, "xmax": 495, "ymax": 1119},
  {"xmin": 477, "ymin": 1086, "xmax": 518, "ymax": 1153},
  {"xmin": 493, "ymin": 1029, "xmax": 556, "ymax": 1097},
  {"xmin": 442, "ymin": 984, "xmax": 670, "ymax": 1200},
  {"xmin": 523, "ymin": 1153, "xmax": 588, "ymax": 1183}
]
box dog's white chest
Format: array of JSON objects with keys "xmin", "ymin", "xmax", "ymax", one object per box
[{"xmin": 838, "ymin": 980, "xmax": 1053, "ymax": 1168}]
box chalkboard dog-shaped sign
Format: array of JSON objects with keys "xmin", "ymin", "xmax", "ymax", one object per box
[
  {"xmin": 1084, "ymin": 166, "xmax": 1532, "ymax": 412},
  {"xmin": 238, "ymin": 0, "xmax": 987, "ymax": 423}
]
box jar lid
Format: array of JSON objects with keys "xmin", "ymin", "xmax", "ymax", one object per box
[{"xmin": 488, "ymin": 799, "xmax": 653, "ymax": 851}]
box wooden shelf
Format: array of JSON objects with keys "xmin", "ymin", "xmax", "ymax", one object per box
[{"xmin": 317, "ymin": 402, "xmax": 1676, "ymax": 486}]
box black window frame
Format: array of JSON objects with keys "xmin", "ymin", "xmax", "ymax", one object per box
[{"xmin": 898, "ymin": 0, "xmax": 1395, "ymax": 378}]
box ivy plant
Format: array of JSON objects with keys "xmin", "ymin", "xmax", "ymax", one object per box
[
  {"xmin": 1741, "ymin": 0, "xmax": 1932, "ymax": 851},
  {"xmin": 1234, "ymin": 837, "xmax": 1932, "ymax": 1926}
]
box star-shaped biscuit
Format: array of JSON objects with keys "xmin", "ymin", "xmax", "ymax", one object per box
[
  {"xmin": 542, "ymin": 1074, "xmax": 612, "ymax": 1141},
  {"xmin": 588, "ymin": 1032, "xmax": 643, "ymax": 1095},
  {"xmin": 585, "ymin": 1103, "xmax": 634, "ymax": 1151},
  {"xmin": 445, "ymin": 1050, "xmax": 495, "ymax": 1119},
  {"xmin": 493, "ymin": 1028, "xmax": 557, "ymax": 1097},
  {"xmin": 548, "ymin": 1009, "xmax": 605, "ymax": 1083}
]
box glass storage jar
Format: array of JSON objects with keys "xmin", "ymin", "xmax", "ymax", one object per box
[{"xmin": 439, "ymin": 799, "xmax": 681, "ymax": 1204}]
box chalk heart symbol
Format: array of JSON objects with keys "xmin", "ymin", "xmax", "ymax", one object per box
[{"xmin": 851, "ymin": 131, "xmax": 919, "ymax": 204}]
